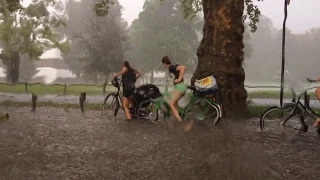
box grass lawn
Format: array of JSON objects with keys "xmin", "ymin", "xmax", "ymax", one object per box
[
  {"xmin": 0, "ymin": 83, "xmax": 318, "ymax": 99},
  {"xmin": 248, "ymin": 90, "xmax": 317, "ymax": 100},
  {"xmin": 0, "ymin": 83, "xmax": 112, "ymax": 95}
]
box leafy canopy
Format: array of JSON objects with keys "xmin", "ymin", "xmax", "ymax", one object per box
[
  {"xmin": 129, "ymin": 0, "xmax": 201, "ymax": 73},
  {"xmin": 95, "ymin": 0, "xmax": 263, "ymax": 32},
  {"xmin": 0, "ymin": 0, "xmax": 22, "ymax": 13},
  {"xmin": 76, "ymin": 0, "xmax": 127, "ymax": 77},
  {"xmin": 0, "ymin": 0, "xmax": 69, "ymax": 61}
]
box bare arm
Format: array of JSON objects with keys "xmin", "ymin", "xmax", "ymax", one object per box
[
  {"xmin": 114, "ymin": 67, "xmax": 128, "ymax": 77},
  {"xmin": 133, "ymin": 69, "xmax": 142, "ymax": 79},
  {"xmin": 176, "ymin": 65, "xmax": 187, "ymax": 82}
]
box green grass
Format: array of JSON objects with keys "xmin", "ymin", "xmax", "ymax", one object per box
[
  {"xmin": 0, "ymin": 83, "xmax": 318, "ymax": 99},
  {"xmin": 248, "ymin": 90, "xmax": 317, "ymax": 100},
  {"xmin": 0, "ymin": 83, "xmax": 113, "ymax": 96}
]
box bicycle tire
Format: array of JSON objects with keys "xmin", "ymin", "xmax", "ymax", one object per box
[
  {"xmin": 307, "ymin": 106, "xmax": 320, "ymax": 119},
  {"xmin": 102, "ymin": 93, "xmax": 120, "ymax": 116},
  {"xmin": 183, "ymin": 98, "xmax": 221, "ymax": 125},
  {"xmin": 260, "ymin": 103, "xmax": 296, "ymax": 130},
  {"xmin": 137, "ymin": 100, "xmax": 159, "ymax": 121}
]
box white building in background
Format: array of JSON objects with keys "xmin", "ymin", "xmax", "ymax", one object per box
[
  {"xmin": 0, "ymin": 48, "xmax": 76, "ymax": 84},
  {"xmin": 32, "ymin": 67, "xmax": 76, "ymax": 84}
]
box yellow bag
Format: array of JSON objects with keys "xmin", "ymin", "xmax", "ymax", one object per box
[{"xmin": 194, "ymin": 75, "xmax": 218, "ymax": 92}]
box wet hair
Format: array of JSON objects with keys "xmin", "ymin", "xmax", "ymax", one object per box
[
  {"xmin": 124, "ymin": 61, "xmax": 132, "ymax": 69},
  {"xmin": 161, "ymin": 56, "xmax": 171, "ymax": 65}
]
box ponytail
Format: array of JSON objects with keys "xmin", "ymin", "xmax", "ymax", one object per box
[{"xmin": 124, "ymin": 61, "xmax": 132, "ymax": 70}]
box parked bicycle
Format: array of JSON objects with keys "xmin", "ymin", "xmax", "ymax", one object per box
[
  {"xmin": 260, "ymin": 77, "xmax": 320, "ymax": 133},
  {"xmin": 147, "ymin": 76, "xmax": 222, "ymax": 125},
  {"xmin": 102, "ymin": 77, "xmax": 161, "ymax": 120}
]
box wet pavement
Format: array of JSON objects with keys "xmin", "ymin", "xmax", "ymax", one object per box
[{"xmin": 0, "ymin": 107, "xmax": 320, "ymax": 180}]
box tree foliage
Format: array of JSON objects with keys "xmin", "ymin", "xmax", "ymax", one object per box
[
  {"xmin": 128, "ymin": 0, "xmax": 201, "ymax": 75},
  {"xmin": 75, "ymin": 0, "xmax": 127, "ymax": 83},
  {"xmin": 96, "ymin": 0, "xmax": 262, "ymax": 32},
  {"xmin": 19, "ymin": 55, "xmax": 39, "ymax": 81},
  {"xmin": 245, "ymin": 15, "xmax": 320, "ymax": 83},
  {"xmin": 57, "ymin": 0, "xmax": 90, "ymax": 77},
  {"xmin": 0, "ymin": 0, "xmax": 22, "ymax": 13},
  {"xmin": 0, "ymin": 0, "xmax": 69, "ymax": 83}
]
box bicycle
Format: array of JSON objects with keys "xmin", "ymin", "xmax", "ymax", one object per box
[
  {"xmin": 102, "ymin": 77, "xmax": 159, "ymax": 120},
  {"xmin": 148, "ymin": 77, "xmax": 222, "ymax": 125},
  {"xmin": 260, "ymin": 77, "xmax": 320, "ymax": 133}
]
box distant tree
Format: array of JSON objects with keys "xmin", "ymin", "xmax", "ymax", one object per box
[
  {"xmin": 274, "ymin": 28, "xmax": 320, "ymax": 80},
  {"xmin": 244, "ymin": 15, "xmax": 278, "ymax": 82},
  {"xmin": 57, "ymin": 0, "xmax": 90, "ymax": 77},
  {"xmin": 129, "ymin": 0, "xmax": 201, "ymax": 82},
  {"xmin": 75, "ymin": 0, "xmax": 127, "ymax": 84},
  {"xmin": 0, "ymin": 0, "xmax": 69, "ymax": 84},
  {"xmin": 19, "ymin": 55, "xmax": 39, "ymax": 82},
  {"xmin": 0, "ymin": 0, "xmax": 21, "ymax": 13},
  {"xmin": 243, "ymin": 24, "xmax": 253, "ymax": 59}
]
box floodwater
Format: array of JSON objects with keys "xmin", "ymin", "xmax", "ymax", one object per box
[{"xmin": 0, "ymin": 107, "xmax": 320, "ymax": 180}]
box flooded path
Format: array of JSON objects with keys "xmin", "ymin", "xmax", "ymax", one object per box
[{"xmin": 0, "ymin": 107, "xmax": 320, "ymax": 180}]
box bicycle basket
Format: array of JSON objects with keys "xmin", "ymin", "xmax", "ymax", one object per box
[
  {"xmin": 194, "ymin": 75, "xmax": 218, "ymax": 92},
  {"xmin": 111, "ymin": 78, "xmax": 120, "ymax": 88}
]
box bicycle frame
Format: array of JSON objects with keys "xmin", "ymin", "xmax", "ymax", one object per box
[
  {"xmin": 113, "ymin": 77, "xmax": 123, "ymax": 106},
  {"xmin": 287, "ymin": 79, "xmax": 319, "ymax": 118},
  {"xmin": 279, "ymin": 78, "xmax": 320, "ymax": 131},
  {"xmin": 158, "ymin": 77, "xmax": 221, "ymax": 120}
]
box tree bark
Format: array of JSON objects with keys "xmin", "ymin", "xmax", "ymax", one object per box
[
  {"xmin": 4, "ymin": 52, "xmax": 20, "ymax": 84},
  {"xmin": 191, "ymin": 0, "xmax": 249, "ymax": 118}
]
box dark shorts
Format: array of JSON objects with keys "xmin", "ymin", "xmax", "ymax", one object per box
[{"xmin": 123, "ymin": 88, "xmax": 135, "ymax": 98}]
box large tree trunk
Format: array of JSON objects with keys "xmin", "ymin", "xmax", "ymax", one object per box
[
  {"xmin": 191, "ymin": 0, "xmax": 249, "ymax": 117},
  {"xmin": 5, "ymin": 52, "xmax": 20, "ymax": 84}
]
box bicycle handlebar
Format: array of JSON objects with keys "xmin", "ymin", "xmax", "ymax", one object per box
[
  {"xmin": 289, "ymin": 78, "xmax": 320, "ymax": 102},
  {"xmin": 307, "ymin": 77, "xmax": 318, "ymax": 83}
]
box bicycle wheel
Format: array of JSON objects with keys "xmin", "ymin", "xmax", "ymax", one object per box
[
  {"xmin": 307, "ymin": 106, "xmax": 320, "ymax": 119},
  {"xmin": 137, "ymin": 100, "xmax": 159, "ymax": 121},
  {"xmin": 102, "ymin": 93, "xmax": 120, "ymax": 116},
  {"xmin": 183, "ymin": 98, "xmax": 221, "ymax": 125},
  {"xmin": 260, "ymin": 103, "xmax": 305, "ymax": 131}
]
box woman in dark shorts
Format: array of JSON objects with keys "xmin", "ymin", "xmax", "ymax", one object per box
[{"xmin": 113, "ymin": 61, "xmax": 141, "ymax": 120}]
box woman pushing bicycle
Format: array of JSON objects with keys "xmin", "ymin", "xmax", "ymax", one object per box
[
  {"xmin": 160, "ymin": 56, "xmax": 193, "ymax": 131},
  {"xmin": 113, "ymin": 61, "xmax": 141, "ymax": 120}
]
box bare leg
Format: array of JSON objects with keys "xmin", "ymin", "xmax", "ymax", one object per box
[
  {"xmin": 313, "ymin": 88, "xmax": 320, "ymax": 127},
  {"xmin": 123, "ymin": 97, "xmax": 132, "ymax": 120},
  {"xmin": 168, "ymin": 91, "xmax": 193, "ymax": 132},
  {"xmin": 168, "ymin": 90, "xmax": 183, "ymax": 122}
]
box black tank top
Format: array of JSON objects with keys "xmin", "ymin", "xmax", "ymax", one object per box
[
  {"xmin": 122, "ymin": 68, "xmax": 136, "ymax": 90},
  {"xmin": 169, "ymin": 64, "xmax": 183, "ymax": 84}
]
